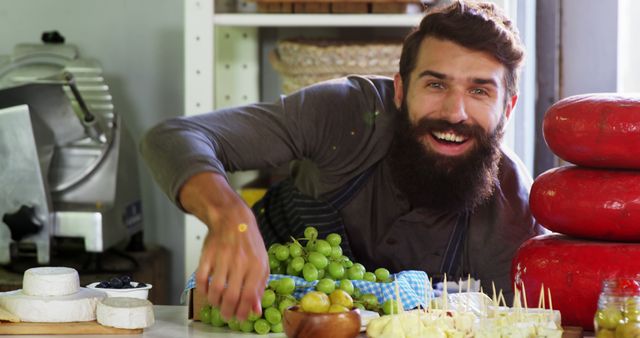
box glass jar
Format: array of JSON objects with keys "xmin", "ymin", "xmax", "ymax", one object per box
[{"xmin": 594, "ymin": 278, "xmax": 640, "ymax": 338}]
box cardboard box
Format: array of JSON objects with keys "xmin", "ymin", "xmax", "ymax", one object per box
[{"xmin": 187, "ymin": 286, "xmax": 208, "ymax": 321}]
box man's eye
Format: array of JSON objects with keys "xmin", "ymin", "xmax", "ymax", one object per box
[
  {"xmin": 427, "ymin": 82, "xmax": 444, "ymax": 89},
  {"xmin": 471, "ymin": 88, "xmax": 488, "ymax": 95}
]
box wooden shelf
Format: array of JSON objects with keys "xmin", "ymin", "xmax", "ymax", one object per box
[{"xmin": 213, "ymin": 13, "xmax": 423, "ymax": 27}]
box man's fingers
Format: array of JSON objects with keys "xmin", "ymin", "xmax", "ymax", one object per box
[
  {"xmin": 195, "ymin": 256, "xmax": 213, "ymax": 295},
  {"xmin": 208, "ymin": 249, "xmax": 230, "ymax": 310},
  {"xmin": 237, "ymin": 266, "xmax": 266, "ymax": 320},
  {"xmin": 221, "ymin": 256, "xmax": 245, "ymax": 321}
]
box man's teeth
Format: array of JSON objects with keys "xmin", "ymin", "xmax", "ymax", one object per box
[{"xmin": 433, "ymin": 131, "xmax": 466, "ymax": 143}]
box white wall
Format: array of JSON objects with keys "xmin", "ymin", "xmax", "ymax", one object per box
[
  {"xmin": 0, "ymin": 0, "xmax": 185, "ymax": 304},
  {"xmin": 618, "ymin": 0, "xmax": 640, "ymax": 92},
  {"xmin": 561, "ymin": 0, "xmax": 619, "ymax": 96}
]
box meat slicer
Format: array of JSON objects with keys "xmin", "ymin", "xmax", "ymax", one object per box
[{"xmin": 0, "ymin": 33, "xmax": 142, "ymax": 264}]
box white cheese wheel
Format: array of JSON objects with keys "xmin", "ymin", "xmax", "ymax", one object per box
[
  {"xmin": 97, "ymin": 297, "xmax": 154, "ymax": 329},
  {"xmin": 0, "ymin": 288, "xmax": 106, "ymax": 322},
  {"xmin": 23, "ymin": 267, "xmax": 79, "ymax": 296}
]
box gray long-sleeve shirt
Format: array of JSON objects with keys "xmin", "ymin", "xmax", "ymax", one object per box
[{"xmin": 140, "ymin": 75, "xmax": 544, "ymax": 296}]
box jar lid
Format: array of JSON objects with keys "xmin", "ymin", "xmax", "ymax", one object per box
[{"xmin": 602, "ymin": 278, "xmax": 640, "ymax": 296}]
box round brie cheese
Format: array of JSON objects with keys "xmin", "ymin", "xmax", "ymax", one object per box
[
  {"xmin": 97, "ymin": 297, "xmax": 154, "ymax": 329},
  {"xmin": 23, "ymin": 267, "xmax": 79, "ymax": 296},
  {"xmin": 0, "ymin": 288, "xmax": 106, "ymax": 322}
]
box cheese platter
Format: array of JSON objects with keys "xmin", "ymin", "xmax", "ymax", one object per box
[{"xmin": 0, "ymin": 266, "xmax": 154, "ymax": 335}]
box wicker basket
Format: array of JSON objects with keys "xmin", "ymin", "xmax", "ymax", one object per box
[{"xmin": 269, "ymin": 39, "xmax": 402, "ymax": 94}]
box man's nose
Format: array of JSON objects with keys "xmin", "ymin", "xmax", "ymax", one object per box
[{"xmin": 442, "ymin": 91, "xmax": 468, "ymax": 124}]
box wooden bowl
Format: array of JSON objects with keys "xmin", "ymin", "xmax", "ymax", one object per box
[{"xmin": 283, "ymin": 306, "xmax": 361, "ymax": 338}]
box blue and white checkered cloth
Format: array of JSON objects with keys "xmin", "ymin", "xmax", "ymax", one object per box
[{"xmin": 182, "ymin": 270, "xmax": 432, "ymax": 310}]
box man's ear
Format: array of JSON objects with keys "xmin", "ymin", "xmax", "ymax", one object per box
[
  {"xmin": 505, "ymin": 94, "xmax": 518, "ymax": 120},
  {"xmin": 393, "ymin": 72, "xmax": 403, "ymax": 109}
]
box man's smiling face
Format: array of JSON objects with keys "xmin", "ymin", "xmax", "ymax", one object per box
[
  {"xmin": 394, "ymin": 36, "xmax": 516, "ymax": 159},
  {"xmin": 389, "ymin": 36, "xmax": 518, "ymax": 212}
]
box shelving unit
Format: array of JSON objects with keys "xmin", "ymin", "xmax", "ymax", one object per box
[
  {"xmin": 182, "ymin": 1, "xmax": 427, "ymax": 279},
  {"xmin": 182, "ymin": 0, "xmax": 533, "ymax": 281},
  {"xmin": 213, "ymin": 13, "xmax": 423, "ymax": 26}
]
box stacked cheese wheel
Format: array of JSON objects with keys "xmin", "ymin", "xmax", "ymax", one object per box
[
  {"xmin": 511, "ymin": 93, "xmax": 640, "ymax": 330},
  {"xmin": 0, "ymin": 267, "xmax": 154, "ymax": 329},
  {"xmin": 0, "ymin": 267, "xmax": 105, "ymax": 322}
]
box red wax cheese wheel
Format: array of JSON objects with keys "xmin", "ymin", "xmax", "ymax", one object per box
[
  {"xmin": 530, "ymin": 165, "xmax": 640, "ymax": 241},
  {"xmin": 543, "ymin": 93, "xmax": 640, "ymax": 169},
  {"xmin": 512, "ymin": 234, "xmax": 640, "ymax": 330}
]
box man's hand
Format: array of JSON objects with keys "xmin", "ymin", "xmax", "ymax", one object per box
[{"xmin": 180, "ymin": 172, "xmax": 269, "ymax": 322}]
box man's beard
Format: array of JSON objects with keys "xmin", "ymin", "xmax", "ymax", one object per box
[{"xmin": 388, "ymin": 104, "xmax": 505, "ymax": 213}]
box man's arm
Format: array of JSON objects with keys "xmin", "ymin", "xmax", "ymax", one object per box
[
  {"xmin": 139, "ymin": 75, "xmax": 389, "ymax": 321},
  {"xmin": 179, "ymin": 171, "xmax": 268, "ymax": 322}
]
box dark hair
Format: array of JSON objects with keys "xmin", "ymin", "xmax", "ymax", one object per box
[{"xmin": 399, "ymin": 0, "xmax": 525, "ymax": 98}]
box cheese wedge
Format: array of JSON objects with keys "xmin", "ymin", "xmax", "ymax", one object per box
[
  {"xmin": 23, "ymin": 267, "xmax": 79, "ymax": 297},
  {"xmin": 97, "ymin": 297, "xmax": 154, "ymax": 329}
]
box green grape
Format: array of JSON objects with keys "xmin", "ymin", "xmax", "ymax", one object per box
[
  {"xmin": 382, "ymin": 299, "xmax": 401, "ymax": 315},
  {"xmin": 304, "ymin": 226, "xmax": 318, "ymax": 240},
  {"xmin": 199, "ymin": 306, "xmax": 211, "ymax": 324},
  {"xmin": 267, "ymin": 243, "xmax": 281, "ymax": 255},
  {"xmin": 278, "ymin": 296, "xmax": 297, "ymax": 314},
  {"xmin": 339, "ymin": 279, "xmax": 355, "ymax": 295},
  {"xmin": 315, "ymin": 240, "xmax": 332, "ymax": 256},
  {"xmin": 306, "ymin": 239, "xmax": 316, "ymax": 251},
  {"xmin": 268, "ymin": 279, "xmax": 280, "ymax": 290},
  {"xmin": 360, "ymin": 293, "xmax": 379, "ymax": 310},
  {"xmin": 352, "ymin": 263, "xmax": 366, "ymax": 272},
  {"xmin": 271, "ymin": 322, "xmax": 284, "ymax": 333},
  {"xmin": 316, "ymin": 278, "xmax": 336, "ymax": 294},
  {"xmin": 353, "ymin": 288, "xmax": 362, "ymax": 299},
  {"xmin": 289, "ymin": 242, "xmax": 303, "ymax": 257},
  {"xmin": 274, "ymin": 245, "xmax": 290, "ymax": 261},
  {"xmin": 342, "ymin": 257, "xmax": 354, "ymax": 268},
  {"xmin": 264, "ymin": 306, "xmax": 282, "ymax": 325},
  {"xmin": 327, "ymin": 262, "xmax": 345, "ymax": 279},
  {"xmin": 290, "ymin": 256, "xmax": 305, "ymax": 272},
  {"xmin": 239, "ymin": 320, "xmax": 254, "ymax": 333},
  {"xmin": 227, "ymin": 318, "xmax": 241, "ymax": 331},
  {"xmin": 302, "ymin": 263, "xmax": 319, "ymax": 282},
  {"xmin": 247, "ymin": 311, "xmax": 260, "ymax": 322},
  {"xmin": 262, "ymin": 289, "xmax": 276, "ymax": 308},
  {"xmin": 276, "ymin": 277, "xmax": 295, "ymax": 295},
  {"xmin": 268, "ymin": 255, "xmax": 280, "ymax": 270},
  {"xmin": 354, "ymin": 302, "xmax": 366, "ymax": 311},
  {"xmin": 210, "ymin": 307, "xmax": 226, "ymax": 327},
  {"xmin": 317, "ymin": 268, "xmax": 325, "ymax": 279},
  {"xmin": 330, "ymin": 246, "xmax": 343, "ymax": 259},
  {"xmin": 375, "ymin": 268, "xmax": 391, "ymax": 282},
  {"xmin": 308, "ymin": 252, "xmax": 328, "ymax": 269},
  {"xmin": 326, "ymin": 233, "xmax": 342, "ymax": 247},
  {"xmin": 286, "ymin": 264, "xmax": 300, "ymax": 276},
  {"xmin": 347, "ymin": 266, "xmax": 364, "ymax": 280},
  {"xmin": 254, "ymin": 318, "xmax": 271, "ymax": 335},
  {"xmin": 363, "ymin": 272, "xmax": 377, "ymax": 282}
]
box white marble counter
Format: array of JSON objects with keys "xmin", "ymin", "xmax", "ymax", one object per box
[{"xmin": 11, "ymin": 305, "xmax": 591, "ymax": 338}]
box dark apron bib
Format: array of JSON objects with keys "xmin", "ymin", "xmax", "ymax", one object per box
[{"xmin": 252, "ymin": 166, "xmax": 469, "ymax": 277}]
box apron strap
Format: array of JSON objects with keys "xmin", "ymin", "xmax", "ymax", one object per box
[{"xmin": 439, "ymin": 211, "xmax": 470, "ymax": 278}]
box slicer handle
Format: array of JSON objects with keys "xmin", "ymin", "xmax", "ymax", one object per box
[{"xmin": 2, "ymin": 205, "xmax": 43, "ymax": 241}]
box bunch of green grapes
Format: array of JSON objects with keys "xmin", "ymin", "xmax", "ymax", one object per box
[
  {"xmin": 268, "ymin": 226, "xmax": 393, "ymax": 314},
  {"xmin": 198, "ymin": 277, "xmax": 298, "ymax": 335},
  {"xmin": 268, "ymin": 226, "xmax": 393, "ymax": 284}
]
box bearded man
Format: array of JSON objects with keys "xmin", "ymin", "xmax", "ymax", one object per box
[{"xmin": 141, "ymin": 0, "xmax": 544, "ymax": 322}]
